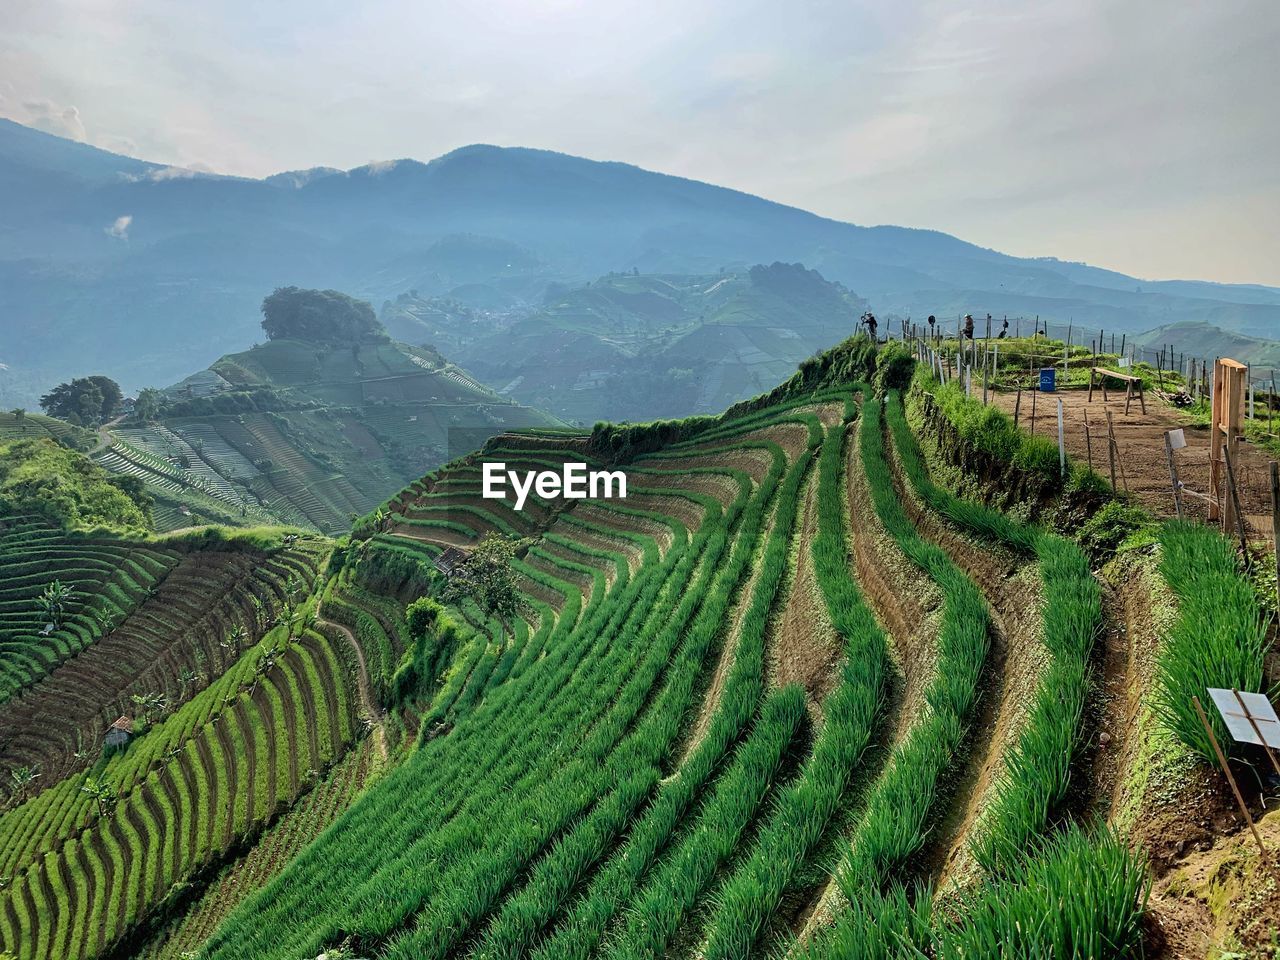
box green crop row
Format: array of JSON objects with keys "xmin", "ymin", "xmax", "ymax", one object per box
[
  {"xmin": 828, "ymin": 389, "xmax": 988, "ymax": 896},
  {"xmin": 702, "ymin": 411, "xmax": 891, "ymax": 960},
  {"xmin": 525, "ymin": 443, "xmax": 798, "ymax": 960},
  {"xmin": 1154, "ymin": 521, "xmax": 1270, "ymax": 761},
  {"xmin": 885, "ymin": 390, "xmax": 1105, "ymax": 871},
  {"xmin": 0, "ymin": 629, "xmax": 357, "ymax": 960},
  {"xmin": 200, "ymin": 434, "xmax": 781, "ymax": 959},
  {"xmin": 598, "ymin": 441, "xmax": 816, "ymax": 960},
  {"xmin": 807, "ymin": 826, "xmax": 1147, "ymax": 959}
]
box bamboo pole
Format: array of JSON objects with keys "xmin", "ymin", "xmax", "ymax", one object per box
[{"xmin": 1192, "ymin": 696, "xmax": 1266, "ymax": 856}]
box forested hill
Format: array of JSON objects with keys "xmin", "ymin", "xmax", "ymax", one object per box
[
  {"xmin": 5, "ymin": 116, "xmax": 1280, "ymax": 407},
  {"xmin": 389, "ymin": 263, "xmax": 870, "ymax": 422},
  {"xmin": 77, "ymin": 305, "xmax": 560, "ymax": 537}
]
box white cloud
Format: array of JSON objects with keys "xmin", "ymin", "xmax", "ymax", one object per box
[
  {"xmin": 105, "ymin": 215, "xmax": 132, "ymax": 239},
  {"xmin": 147, "ymin": 165, "xmax": 204, "ymax": 181},
  {"xmin": 19, "ymin": 99, "xmax": 86, "ymax": 141}
]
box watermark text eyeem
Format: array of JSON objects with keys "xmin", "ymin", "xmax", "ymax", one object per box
[{"xmin": 482, "ymin": 462, "xmax": 627, "ymax": 511}]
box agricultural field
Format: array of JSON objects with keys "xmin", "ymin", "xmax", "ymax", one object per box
[
  {"xmin": 87, "ymin": 337, "xmax": 565, "ymax": 535},
  {"xmin": 1, "ymin": 335, "xmax": 1277, "ymax": 959}
]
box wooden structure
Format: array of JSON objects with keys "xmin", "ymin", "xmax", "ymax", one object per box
[
  {"xmin": 1087, "ymin": 366, "xmax": 1146, "ymax": 414},
  {"xmin": 104, "ymin": 716, "xmax": 133, "ymax": 749},
  {"xmin": 433, "ymin": 546, "xmax": 468, "ymax": 576},
  {"xmin": 1209, "ymin": 359, "xmax": 1247, "ymax": 529}
]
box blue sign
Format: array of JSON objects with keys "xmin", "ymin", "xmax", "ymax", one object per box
[{"xmin": 1039, "ymin": 367, "xmax": 1057, "ymax": 392}]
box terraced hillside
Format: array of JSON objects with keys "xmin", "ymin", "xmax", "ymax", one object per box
[
  {"xmin": 445, "ymin": 263, "xmax": 870, "ymax": 423},
  {"xmin": 4, "ymin": 336, "xmax": 1277, "ymax": 959},
  {"xmin": 91, "ymin": 337, "xmax": 564, "ymax": 535}
]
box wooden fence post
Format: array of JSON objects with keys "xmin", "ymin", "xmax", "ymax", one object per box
[
  {"xmin": 1223, "ymin": 446, "xmax": 1249, "ymax": 555},
  {"xmin": 1166, "ymin": 431, "xmax": 1183, "ymax": 519},
  {"xmin": 1057, "ymin": 399, "xmax": 1066, "ymax": 478},
  {"xmin": 1105, "ymin": 409, "xmax": 1118, "ymax": 492}
]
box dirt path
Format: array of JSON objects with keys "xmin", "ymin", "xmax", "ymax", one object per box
[
  {"xmin": 768, "ymin": 472, "xmax": 844, "ymax": 720},
  {"xmin": 790, "ymin": 427, "xmax": 945, "ymax": 945},
  {"xmin": 883, "ymin": 421, "xmax": 1047, "ymax": 890},
  {"xmin": 316, "ymin": 616, "xmax": 387, "ymax": 761},
  {"xmin": 675, "ymin": 495, "xmax": 779, "ymax": 768},
  {"xmin": 90, "ymin": 414, "xmax": 126, "ymax": 455},
  {"xmin": 990, "ymin": 388, "xmax": 1276, "ymax": 535}
]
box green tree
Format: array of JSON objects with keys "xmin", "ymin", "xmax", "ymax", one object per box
[
  {"xmin": 36, "ymin": 580, "xmax": 74, "ymax": 628},
  {"xmin": 130, "ymin": 691, "xmax": 169, "ymax": 721},
  {"xmin": 440, "ymin": 534, "xmax": 530, "ymax": 642},
  {"xmin": 0, "ymin": 438, "xmax": 150, "ymax": 531},
  {"xmin": 80, "ymin": 778, "xmax": 118, "ymax": 818},
  {"xmin": 133, "ymin": 388, "xmax": 163, "ymax": 422},
  {"xmin": 39, "ymin": 376, "xmax": 122, "ymax": 425},
  {"xmin": 260, "ymin": 287, "xmax": 387, "ymax": 343},
  {"xmin": 7, "ymin": 765, "xmax": 39, "ymax": 803}
]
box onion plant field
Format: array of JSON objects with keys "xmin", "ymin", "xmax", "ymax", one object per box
[{"xmin": 1, "ymin": 336, "xmax": 1275, "ymax": 959}]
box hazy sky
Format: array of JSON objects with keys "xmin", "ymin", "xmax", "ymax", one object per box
[{"xmin": 3, "ymin": 0, "xmax": 1277, "ymax": 285}]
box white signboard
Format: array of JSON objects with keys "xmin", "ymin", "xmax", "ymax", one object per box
[
  {"xmin": 1118, "ymin": 357, "xmax": 1132, "ymax": 368},
  {"xmin": 1168, "ymin": 428, "xmax": 1187, "ymax": 450},
  {"xmin": 1208, "ymin": 688, "xmax": 1280, "ymax": 748}
]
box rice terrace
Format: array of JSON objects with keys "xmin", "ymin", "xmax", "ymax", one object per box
[{"xmin": 2, "ymin": 324, "xmax": 1279, "ymax": 959}]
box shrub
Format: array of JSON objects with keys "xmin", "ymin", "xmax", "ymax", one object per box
[
  {"xmin": 1011, "ymin": 434, "xmax": 1061, "ymax": 479},
  {"xmin": 872, "ymin": 341, "xmax": 915, "ymax": 395},
  {"xmin": 1077, "ymin": 500, "xmax": 1153, "ymax": 560}
]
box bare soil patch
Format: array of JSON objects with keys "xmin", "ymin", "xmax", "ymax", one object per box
[
  {"xmin": 768, "ymin": 472, "xmax": 843, "ymax": 719},
  {"xmin": 642, "ymin": 447, "xmax": 776, "ymax": 484},
  {"xmin": 991, "ymin": 388, "xmax": 1276, "ymax": 536}
]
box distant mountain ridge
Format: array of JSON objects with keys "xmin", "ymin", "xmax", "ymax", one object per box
[{"xmin": 3, "ymin": 116, "xmax": 1280, "ymax": 408}]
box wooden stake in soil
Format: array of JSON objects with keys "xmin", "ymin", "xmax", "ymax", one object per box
[
  {"xmin": 1192, "ymin": 695, "xmax": 1267, "ymax": 857},
  {"xmin": 1166, "ymin": 430, "xmax": 1184, "ymax": 519},
  {"xmin": 1085, "ymin": 413, "xmax": 1094, "ymax": 473},
  {"xmin": 1014, "ymin": 388, "xmax": 1022, "ymax": 427},
  {"xmin": 1271, "ymin": 462, "xmax": 1280, "ymax": 612},
  {"xmin": 1105, "ymin": 409, "xmax": 1118, "ymax": 492},
  {"xmin": 1057, "ymin": 399, "xmax": 1066, "ymax": 478},
  {"xmin": 1231, "ymin": 689, "xmax": 1280, "ymax": 779},
  {"xmin": 1223, "ymin": 445, "xmax": 1249, "ymax": 555}
]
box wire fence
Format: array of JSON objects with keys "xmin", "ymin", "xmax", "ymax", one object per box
[{"xmin": 893, "ymin": 326, "xmax": 1280, "ymax": 541}]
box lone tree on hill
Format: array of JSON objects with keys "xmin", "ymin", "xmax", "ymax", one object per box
[
  {"xmin": 260, "ymin": 287, "xmax": 388, "ymax": 343},
  {"xmin": 8, "ymin": 765, "xmax": 39, "ymax": 803},
  {"xmin": 37, "ymin": 580, "xmax": 74, "ymax": 629},
  {"xmin": 39, "ymin": 375, "xmax": 122, "ymax": 425},
  {"xmin": 132, "ymin": 388, "xmax": 163, "ymax": 423},
  {"xmin": 440, "ymin": 534, "xmax": 530, "ymax": 643}
]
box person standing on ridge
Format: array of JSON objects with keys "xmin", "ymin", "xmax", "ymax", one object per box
[
  {"xmin": 963, "ymin": 314, "xmax": 975, "ymax": 340},
  {"xmin": 862, "ymin": 312, "xmax": 878, "ymax": 341}
]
